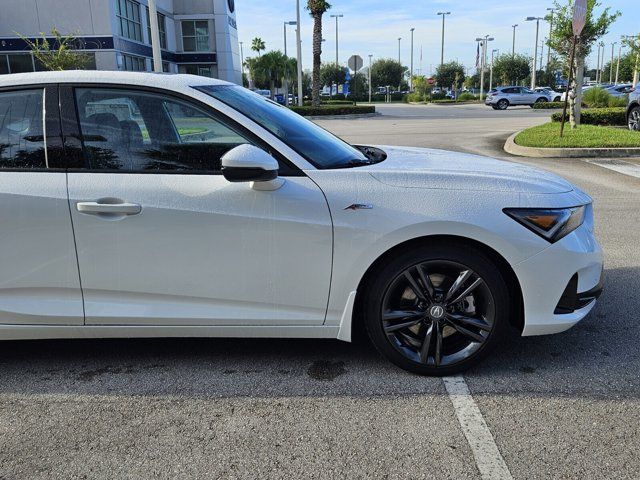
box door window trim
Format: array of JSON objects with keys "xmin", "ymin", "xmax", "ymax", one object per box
[
  {"xmin": 59, "ymin": 83, "xmax": 304, "ymax": 176},
  {"xmin": 0, "ymin": 83, "xmax": 65, "ymax": 172}
]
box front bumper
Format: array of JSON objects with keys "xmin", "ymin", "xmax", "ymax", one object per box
[{"xmin": 514, "ymin": 220, "xmax": 604, "ymax": 336}]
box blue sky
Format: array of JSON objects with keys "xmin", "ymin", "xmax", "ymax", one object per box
[{"xmin": 237, "ymin": 0, "xmax": 636, "ymax": 76}]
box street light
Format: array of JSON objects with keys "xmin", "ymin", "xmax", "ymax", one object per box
[
  {"xmin": 490, "ymin": 48, "xmax": 499, "ymax": 91},
  {"xmin": 546, "ymin": 8, "xmax": 555, "ymax": 70},
  {"xmin": 526, "ymin": 16, "xmax": 544, "ymax": 89},
  {"xmin": 368, "ymin": 54, "xmax": 373, "ymax": 103},
  {"xmin": 410, "ymin": 28, "xmax": 415, "ymax": 91},
  {"xmin": 437, "ymin": 12, "xmax": 451, "ymax": 68},
  {"xmin": 295, "ymin": 0, "xmax": 303, "ymax": 106},
  {"xmin": 511, "ymin": 24, "xmax": 518, "ymax": 56},
  {"xmin": 610, "ymin": 42, "xmax": 617, "ymax": 83},
  {"xmin": 476, "ymin": 35, "xmax": 494, "ymax": 100},
  {"xmin": 398, "ymin": 37, "xmax": 402, "ymax": 64},
  {"xmin": 283, "ymin": 21, "xmax": 297, "ymax": 105},
  {"xmin": 329, "ymin": 14, "xmax": 344, "ymax": 65},
  {"xmin": 616, "ymin": 37, "xmax": 626, "ymax": 84},
  {"xmin": 239, "ymin": 41, "xmax": 244, "ymax": 76}
]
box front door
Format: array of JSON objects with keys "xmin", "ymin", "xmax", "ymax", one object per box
[
  {"xmin": 63, "ymin": 86, "xmax": 333, "ymax": 327},
  {"xmin": 0, "ymin": 86, "xmax": 83, "ymax": 325}
]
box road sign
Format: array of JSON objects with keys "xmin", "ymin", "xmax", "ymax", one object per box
[
  {"xmin": 573, "ymin": 0, "xmax": 587, "ymax": 36},
  {"xmin": 348, "ymin": 55, "xmax": 364, "ymax": 72},
  {"xmin": 428, "ymin": 77, "xmax": 436, "ymax": 86}
]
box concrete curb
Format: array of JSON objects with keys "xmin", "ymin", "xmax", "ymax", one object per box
[
  {"xmin": 306, "ymin": 112, "xmax": 381, "ymax": 120},
  {"xmin": 504, "ymin": 131, "xmax": 640, "ymax": 158}
]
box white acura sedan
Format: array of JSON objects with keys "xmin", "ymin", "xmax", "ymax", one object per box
[{"xmin": 0, "ymin": 71, "xmax": 603, "ymax": 375}]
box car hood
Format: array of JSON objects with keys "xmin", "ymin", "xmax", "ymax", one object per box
[{"xmin": 361, "ymin": 146, "xmax": 574, "ymax": 194}]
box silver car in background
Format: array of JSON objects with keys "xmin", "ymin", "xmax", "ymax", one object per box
[
  {"xmin": 534, "ymin": 87, "xmax": 563, "ymax": 102},
  {"xmin": 485, "ymin": 86, "xmax": 549, "ymax": 110}
]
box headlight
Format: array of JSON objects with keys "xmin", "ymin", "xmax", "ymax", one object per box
[{"xmin": 504, "ymin": 205, "xmax": 587, "ymax": 243}]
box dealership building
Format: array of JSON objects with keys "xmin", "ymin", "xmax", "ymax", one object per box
[{"xmin": 0, "ymin": 0, "xmax": 242, "ymax": 84}]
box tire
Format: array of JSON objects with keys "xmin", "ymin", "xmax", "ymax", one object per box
[
  {"xmin": 629, "ymin": 106, "xmax": 640, "ymax": 132},
  {"xmin": 363, "ymin": 242, "xmax": 511, "ymax": 376},
  {"xmin": 491, "ymin": 106, "xmax": 499, "ymax": 110},
  {"xmin": 531, "ymin": 97, "xmax": 547, "ymax": 108},
  {"xmin": 554, "ymin": 96, "xmax": 561, "ymax": 102},
  {"xmin": 497, "ymin": 99, "xmax": 509, "ymax": 110}
]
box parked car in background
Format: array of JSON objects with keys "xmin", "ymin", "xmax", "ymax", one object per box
[
  {"xmin": 534, "ymin": 87, "xmax": 562, "ymax": 102},
  {"xmin": 605, "ymin": 84, "xmax": 634, "ymax": 98},
  {"xmin": 628, "ymin": 84, "xmax": 639, "ymax": 131},
  {"xmin": 0, "ymin": 71, "xmax": 603, "ymax": 376},
  {"xmin": 485, "ymin": 86, "xmax": 549, "ymax": 110},
  {"xmin": 254, "ymin": 89, "xmax": 271, "ymax": 99}
]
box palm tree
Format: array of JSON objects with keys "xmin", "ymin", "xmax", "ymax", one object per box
[
  {"xmin": 306, "ymin": 0, "xmax": 331, "ymax": 106},
  {"xmin": 251, "ymin": 37, "xmax": 266, "ymax": 56}
]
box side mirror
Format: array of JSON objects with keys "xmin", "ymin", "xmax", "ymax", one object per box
[{"xmin": 221, "ymin": 144, "xmax": 279, "ymax": 183}]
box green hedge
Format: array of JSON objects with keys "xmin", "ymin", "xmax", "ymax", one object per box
[
  {"xmin": 533, "ymin": 102, "xmax": 565, "ymax": 109},
  {"xmin": 551, "ymin": 107, "xmax": 627, "ymax": 126},
  {"xmin": 289, "ymin": 105, "xmax": 376, "ymax": 116},
  {"xmin": 322, "ymin": 100, "xmax": 355, "ymax": 105}
]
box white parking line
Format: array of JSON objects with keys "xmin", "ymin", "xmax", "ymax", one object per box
[
  {"xmin": 443, "ymin": 376, "xmax": 513, "ymax": 480},
  {"xmin": 586, "ymin": 159, "xmax": 640, "ymax": 179}
]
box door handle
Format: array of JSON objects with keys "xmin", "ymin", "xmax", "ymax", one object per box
[{"xmin": 77, "ymin": 201, "xmax": 142, "ymax": 216}]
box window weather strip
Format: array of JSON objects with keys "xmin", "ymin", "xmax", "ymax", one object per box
[{"xmin": 42, "ymin": 88, "xmax": 49, "ymax": 168}]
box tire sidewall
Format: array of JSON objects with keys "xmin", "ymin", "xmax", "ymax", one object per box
[{"xmin": 363, "ymin": 243, "xmax": 511, "ymax": 376}]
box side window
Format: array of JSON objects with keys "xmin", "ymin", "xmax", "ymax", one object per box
[
  {"xmin": 0, "ymin": 89, "xmax": 47, "ymax": 169},
  {"xmin": 74, "ymin": 88, "xmax": 252, "ymax": 172}
]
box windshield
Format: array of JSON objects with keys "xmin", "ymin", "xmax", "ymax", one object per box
[{"xmin": 195, "ymin": 85, "xmax": 368, "ymax": 169}]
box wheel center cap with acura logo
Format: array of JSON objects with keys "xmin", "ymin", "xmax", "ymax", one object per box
[{"xmin": 429, "ymin": 305, "xmax": 445, "ymax": 320}]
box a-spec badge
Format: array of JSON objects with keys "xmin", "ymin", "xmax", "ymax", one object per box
[{"xmin": 344, "ymin": 204, "xmax": 373, "ymax": 211}]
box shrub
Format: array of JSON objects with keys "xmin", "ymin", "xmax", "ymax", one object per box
[
  {"xmin": 406, "ymin": 92, "xmax": 425, "ymax": 103},
  {"xmin": 608, "ymin": 96, "xmax": 628, "ymax": 108},
  {"xmin": 457, "ymin": 92, "xmax": 478, "ymax": 101},
  {"xmin": 582, "ymin": 87, "xmax": 613, "ymax": 108},
  {"xmin": 533, "ymin": 102, "xmax": 565, "ymax": 109},
  {"xmin": 322, "ymin": 100, "xmax": 354, "ymax": 105},
  {"xmin": 551, "ymin": 107, "xmax": 626, "ymax": 126},
  {"xmin": 289, "ymin": 105, "xmax": 376, "ymax": 116},
  {"xmin": 430, "ymin": 92, "xmax": 447, "ymax": 100}
]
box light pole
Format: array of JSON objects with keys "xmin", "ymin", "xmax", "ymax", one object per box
[
  {"xmin": 546, "ymin": 8, "xmax": 555, "ymax": 70},
  {"xmin": 610, "ymin": 42, "xmax": 617, "ymax": 84},
  {"xmin": 476, "ymin": 35, "xmax": 494, "ymax": 99},
  {"xmin": 148, "ymin": 0, "xmax": 162, "ymax": 72},
  {"xmin": 616, "ymin": 39, "xmax": 624, "ymax": 84},
  {"xmin": 595, "ymin": 42, "xmax": 601, "ymax": 83},
  {"xmin": 329, "ymin": 14, "xmax": 343, "ymax": 65},
  {"xmin": 512, "ymin": 24, "xmax": 518, "ymax": 56},
  {"xmin": 410, "ymin": 28, "xmax": 415, "ymax": 91},
  {"xmin": 239, "ymin": 41, "xmax": 244, "ymax": 76},
  {"xmin": 368, "ymin": 54, "xmax": 373, "ymax": 103},
  {"xmin": 437, "ymin": 12, "xmax": 451, "ymax": 68},
  {"xmin": 295, "ymin": 0, "xmax": 303, "ymax": 106},
  {"xmin": 490, "ymin": 48, "xmax": 498, "ymax": 91},
  {"xmin": 526, "ymin": 16, "xmax": 544, "ymax": 89},
  {"xmin": 283, "ymin": 21, "xmax": 297, "ymax": 105},
  {"xmin": 398, "ymin": 37, "xmax": 402, "ymax": 64}
]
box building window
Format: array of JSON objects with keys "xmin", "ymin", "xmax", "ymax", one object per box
[
  {"xmin": 182, "ymin": 21, "xmax": 209, "ymax": 52},
  {"xmin": 146, "ymin": 7, "xmax": 167, "ymax": 49},
  {"xmin": 5, "ymin": 54, "xmax": 34, "ymax": 74},
  {"xmin": 184, "ymin": 65, "xmax": 213, "ymax": 77},
  {"xmin": 119, "ymin": 54, "xmax": 147, "ymax": 72},
  {"xmin": 116, "ymin": 0, "xmax": 143, "ymax": 42}
]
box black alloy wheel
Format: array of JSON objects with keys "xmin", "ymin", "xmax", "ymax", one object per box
[
  {"xmin": 363, "ymin": 244, "xmax": 510, "ymax": 376},
  {"xmin": 629, "ymin": 106, "xmax": 640, "ymax": 131}
]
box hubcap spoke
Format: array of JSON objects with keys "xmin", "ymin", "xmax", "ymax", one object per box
[
  {"xmin": 447, "ymin": 278, "xmax": 484, "ymax": 306},
  {"xmin": 445, "ymin": 320, "xmax": 486, "ymax": 343},
  {"xmin": 419, "ymin": 323, "xmax": 434, "ymax": 363},
  {"xmin": 416, "ymin": 264, "xmax": 435, "ymax": 301},
  {"xmin": 404, "ymin": 270, "xmax": 429, "ymax": 302},
  {"xmin": 447, "ymin": 313, "xmax": 491, "ymax": 332},
  {"xmin": 434, "ymin": 321, "xmax": 443, "ymax": 366},
  {"xmin": 445, "ymin": 270, "xmax": 472, "ymax": 302},
  {"xmin": 384, "ymin": 318, "xmax": 423, "ymax": 333}
]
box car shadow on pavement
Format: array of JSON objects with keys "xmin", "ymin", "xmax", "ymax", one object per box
[{"xmin": 0, "ymin": 266, "xmax": 636, "ymax": 399}]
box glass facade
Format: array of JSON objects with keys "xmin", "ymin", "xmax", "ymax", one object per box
[
  {"xmin": 120, "ymin": 54, "xmax": 147, "ymax": 71},
  {"xmin": 181, "ymin": 21, "xmax": 209, "ymax": 52},
  {"xmin": 116, "ymin": 0, "xmax": 143, "ymax": 42},
  {"xmin": 146, "ymin": 7, "xmax": 167, "ymax": 49}
]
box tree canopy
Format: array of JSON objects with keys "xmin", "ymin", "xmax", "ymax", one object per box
[
  {"xmin": 492, "ymin": 54, "xmax": 531, "ymax": 86},
  {"xmin": 320, "ymin": 63, "xmax": 346, "ymax": 87},
  {"xmin": 434, "ymin": 61, "xmax": 465, "ymax": 89},
  {"xmin": 370, "ymin": 59, "xmax": 406, "ymax": 89}
]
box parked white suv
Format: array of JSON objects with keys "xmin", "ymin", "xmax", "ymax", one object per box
[{"xmin": 0, "ymin": 71, "xmax": 603, "ymax": 375}]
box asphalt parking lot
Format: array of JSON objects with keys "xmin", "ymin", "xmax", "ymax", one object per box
[{"xmin": 1, "ymin": 103, "xmax": 639, "ymax": 479}]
